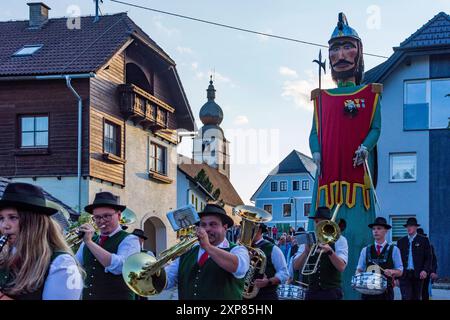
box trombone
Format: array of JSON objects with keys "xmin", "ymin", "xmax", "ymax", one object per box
[{"xmin": 301, "ymin": 204, "xmax": 341, "ymax": 276}]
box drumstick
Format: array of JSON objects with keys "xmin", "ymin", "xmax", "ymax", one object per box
[
  {"xmin": 295, "ymin": 281, "xmax": 309, "ymax": 287},
  {"xmin": 370, "ymin": 262, "xmax": 387, "ymax": 273}
]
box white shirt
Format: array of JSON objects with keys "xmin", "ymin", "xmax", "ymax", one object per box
[
  {"xmin": 43, "ymin": 254, "xmax": 83, "ymax": 300},
  {"xmin": 75, "ymin": 225, "xmax": 141, "ymax": 275},
  {"xmin": 356, "ymin": 241, "xmax": 404, "ymax": 272},
  {"xmin": 164, "ymin": 238, "xmax": 250, "ymax": 290},
  {"xmin": 289, "ymin": 244, "xmax": 305, "ymax": 277},
  {"xmin": 254, "ymin": 238, "xmax": 289, "ymax": 283},
  {"xmin": 331, "ymin": 235, "xmax": 348, "ymax": 264}
]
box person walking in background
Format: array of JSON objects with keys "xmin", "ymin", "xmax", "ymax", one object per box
[
  {"xmin": 417, "ymin": 228, "xmax": 438, "ymax": 300},
  {"xmin": 272, "ymin": 225, "xmax": 278, "ymax": 240},
  {"xmin": 397, "ymin": 218, "xmax": 431, "ymax": 300}
]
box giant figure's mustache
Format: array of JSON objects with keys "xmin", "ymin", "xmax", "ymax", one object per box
[{"xmin": 333, "ymin": 59, "xmax": 353, "ymax": 67}]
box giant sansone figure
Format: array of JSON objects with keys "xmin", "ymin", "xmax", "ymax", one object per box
[{"xmin": 309, "ymin": 12, "xmax": 382, "ymax": 299}]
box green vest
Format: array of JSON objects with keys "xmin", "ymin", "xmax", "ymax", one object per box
[
  {"xmin": 82, "ymin": 230, "xmax": 135, "ymax": 300},
  {"xmin": 178, "ymin": 243, "xmax": 245, "ymax": 300},
  {"xmin": 305, "ymin": 243, "xmax": 341, "ymax": 290},
  {"xmin": 257, "ymin": 240, "xmax": 276, "ymax": 279},
  {"xmin": 0, "ymin": 251, "xmax": 66, "ymax": 300}
]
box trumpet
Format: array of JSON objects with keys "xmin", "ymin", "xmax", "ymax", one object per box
[
  {"xmin": 301, "ymin": 204, "xmax": 341, "ymax": 276},
  {"xmin": 122, "ymin": 226, "xmax": 197, "ymax": 297},
  {"xmin": 65, "ymin": 209, "xmax": 137, "ymax": 249},
  {"xmin": 0, "ymin": 235, "xmax": 9, "ymax": 253},
  {"xmin": 233, "ymin": 205, "xmax": 272, "ymax": 299}
]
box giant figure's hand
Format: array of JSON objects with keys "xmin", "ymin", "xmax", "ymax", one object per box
[
  {"xmin": 353, "ymin": 144, "xmax": 368, "ymax": 167},
  {"xmin": 312, "ymin": 152, "xmax": 321, "ymax": 176}
]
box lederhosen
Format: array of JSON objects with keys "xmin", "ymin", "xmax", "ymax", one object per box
[
  {"xmin": 244, "ymin": 239, "xmax": 278, "ymax": 300},
  {"xmin": 304, "ymin": 243, "xmax": 343, "ymax": 300},
  {"xmin": 82, "ymin": 231, "xmax": 135, "ymax": 300},
  {"xmin": 0, "ymin": 251, "xmax": 67, "ymax": 300},
  {"xmin": 362, "ymin": 244, "xmax": 395, "ymax": 300},
  {"xmin": 178, "ymin": 243, "xmax": 245, "ymax": 300}
]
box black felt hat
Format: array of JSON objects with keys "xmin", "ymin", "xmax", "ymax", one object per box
[
  {"xmin": 403, "ymin": 217, "xmax": 420, "ymax": 227},
  {"xmin": 131, "ymin": 228, "xmax": 148, "ymax": 240},
  {"xmin": 198, "ymin": 203, "xmax": 234, "ymax": 228},
  {"xmin": 368, "ymin": 217, "xmax": 392, "ymax": 229},
  {"xmin": 308, "ymin": 207, "xmax": 332, "ymax": 220},
  {"xmin": 84, "ymin": 192, "xmax": 126, "ymax": 214},
  {"xmin": 0, "ymin": 182, "xmax": 58, "ymax": 215}
]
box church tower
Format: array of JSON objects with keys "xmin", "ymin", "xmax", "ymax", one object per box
[{"xmin": 193, "ymin": 77, "xmax": 230, "ymax": 178}]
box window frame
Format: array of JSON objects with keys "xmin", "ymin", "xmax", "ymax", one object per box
[
  {"xmin": 282, "ymin": 203, "xmax": 292, "ymax": 217},
  {"xmin": 280, "ymin": 180, "xmax": 288, "ymax": 192},
  {"xmin": 263, "ymin": 204, "xmax": 273, "ymax": 214},
  {"xmin": 301, "ymin": 179, "xmax": 310, "ymax": 191},
  {"xmin": 13, "ymin": 44, "xmax": 43, "ymax": 57},
  {"xmin": 19, "ymin": 114, "xmax": 49, "ymax": 149},
  {"xmin": 389, "ymin": 152, "xmax": 417, "ymax": 183},
  {"xmin": 270, "ymin": 181, "xmax": 278, "ymax": 192},
  {"xmin": 404, "ymin": 78, "xmax": 450, "ymax": 130},
  {"xmin": 293, "ymin": 180, "xmax": 300, "ymax": 191},
  {"xmin": 149, "ymin": 141, "xmax": 167, "ymax": 176},
  {"xmin": 304, "ymin": 203, "xmax": 312, "ymax": 217},
  {"xmin": 103, "ymin": 119, "xmax": 121, "ymax": 157}
]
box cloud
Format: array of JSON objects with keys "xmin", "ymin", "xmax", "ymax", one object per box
[
  {"xmin": 177, "ymin": 46, "xmax": 194, "ymax": 54},
  {"xmin": 281, "ymin": 70, "xmax": 335, "ymax": 112},
  {"xmin": 192, "ymin": 64, "xmax": 236, "ymax": 87},
  {"xmin": 152, "ymin": 16, "xmax": 179, "ymax": 36},
  {"xmin": 233, "ymin": 115, "xmax": 249, "ymax": 126},
  {"xmin": 279, "ymin": 66, "xmax": 298, "ymax": 78},
  {"xmin": 257, "ymin": 28, "xmax": 273, "ymax": 42}
]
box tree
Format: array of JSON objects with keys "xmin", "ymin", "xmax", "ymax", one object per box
[{"xmin": 194, "ymin": 169, "xmax": 221, "ymax": 202}]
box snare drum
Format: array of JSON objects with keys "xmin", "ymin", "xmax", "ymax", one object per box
[
  {"xmin": 277, "ymin": 284, "xmax": 305, "ymax": 300},
  {"xmin": 351, "ymin": 272, "xmax": 387, "ymax": 295}
]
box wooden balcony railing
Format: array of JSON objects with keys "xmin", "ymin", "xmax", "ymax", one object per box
[{"xmin": 118, "ymin": 84, "xmax": 174, "ymax": 131}]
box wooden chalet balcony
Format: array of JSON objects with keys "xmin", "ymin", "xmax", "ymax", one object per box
[{"xmin": 118, "ymin": 84, "xmax": 174, "ymax": 131}]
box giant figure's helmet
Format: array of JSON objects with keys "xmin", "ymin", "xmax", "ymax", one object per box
[{"xmin": 328, "ymin": 13, "xmax": 365, "ymax": 85}]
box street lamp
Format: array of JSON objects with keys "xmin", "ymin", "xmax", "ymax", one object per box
[{"xmin": 289, "ymin": 197, "xmax": 298, "ymax": 230}]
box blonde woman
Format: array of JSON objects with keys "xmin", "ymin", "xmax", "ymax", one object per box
[{"xmin": 0, "ymin": 182, "xmax": 83, "ymax": 300}]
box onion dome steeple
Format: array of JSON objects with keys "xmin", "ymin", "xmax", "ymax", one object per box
[{"xmin": 199, "ymin": 76, "xmax": 223, "ymax": 126}]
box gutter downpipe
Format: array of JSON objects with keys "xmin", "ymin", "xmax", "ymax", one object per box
[{"xmin": 1, "ymin": 73, "xmax": 96, "ymax": 214}]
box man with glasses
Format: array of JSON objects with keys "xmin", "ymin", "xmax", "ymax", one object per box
[{"xmin": 75, "ymin": 192, "xmax": 140, "ymax": 300}]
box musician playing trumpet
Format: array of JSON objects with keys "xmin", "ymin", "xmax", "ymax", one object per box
[
  {"xmin": 164, "ymin": 203, "xmax": 250, "ymax": 300},
  {"xmin": 293, "ymin": 207, "xmax": 348, "ymax": 300},
  {"xmin": 244, "ymin": 223, "xmax": 289, "ymax": 300},
  {"xmin": 75, "ymin": 192, "xmax": 140, "ymax": 300},
  {"xmin": 0, "ymin": 182, "xmax": 83, "ymax": 300},
  {"xmin": 355, "ymin": 217, "xmax": 403, "ymax": 300}
]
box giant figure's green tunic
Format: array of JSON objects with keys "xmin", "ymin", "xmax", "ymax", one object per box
[{"xmin": 309, "ymin": 81, "xmax": 381, "ymax": 300}]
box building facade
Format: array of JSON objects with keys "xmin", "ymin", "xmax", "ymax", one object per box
[
  {"xmin": 0, "ymin": 3, "xmax": 195, "ymax": 254},
  {"xmin": 364, "ymin": 12, "xmax": 450, "ymax": 276},
  {"xmin": 251, "ymin": 150, "xmax": 316, "ymax": 232}
]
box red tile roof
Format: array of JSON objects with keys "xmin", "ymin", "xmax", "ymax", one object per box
[{"xmin": 178, "ymin": 156, "xmax": 244, "ymax": 207}]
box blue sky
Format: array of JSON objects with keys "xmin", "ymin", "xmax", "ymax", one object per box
[{"xmin": 3, "ymin": 0, "xmax": 449, "ymax": 204}]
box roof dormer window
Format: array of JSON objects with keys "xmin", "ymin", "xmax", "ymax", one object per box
[{"xmin": 13, "ymin": 45, "xmax": 43, "ymax": 57}]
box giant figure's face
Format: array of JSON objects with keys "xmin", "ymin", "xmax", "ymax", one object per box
[{"xmin": 329, "ymin": 38, "xmax": 362, "ymax": 82}]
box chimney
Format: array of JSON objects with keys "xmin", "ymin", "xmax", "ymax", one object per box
[{"xmin": 27, "ymin": 2, "xmax": 51, "ymax": 28}]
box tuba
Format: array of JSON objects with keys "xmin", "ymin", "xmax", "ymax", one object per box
[
  {"xmin": 122, "ymin": 226, "xmax": 197, "ymax": 297},
  {"xmin": 233, "ymin": 205, "xmax": 272, "ymax": 299},
  {"xmin": 301, "ymin": 204, "xmax": 341, "ymax": 276}
]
